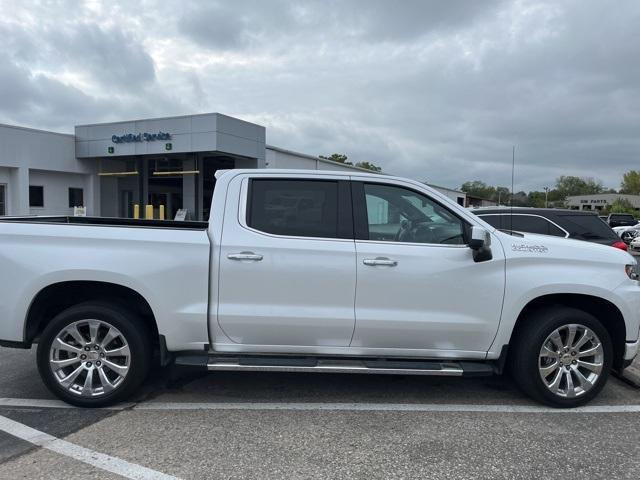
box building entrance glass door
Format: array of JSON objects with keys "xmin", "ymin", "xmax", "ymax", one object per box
[
  {"xmin": 0, "ymin": 184, "xmax": 5, "ymax": 216},
  {"xmin": 148, "ymin": 190, "xmax": 182, "ymax": 220},
  {"xmin": 148, "ymin": 157, "xmax": 185, "ymax": 220}
]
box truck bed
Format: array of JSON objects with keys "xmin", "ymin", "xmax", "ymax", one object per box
[{"xmin": 0, "ymin": 216, "xmax": 208, "ymax": 230}]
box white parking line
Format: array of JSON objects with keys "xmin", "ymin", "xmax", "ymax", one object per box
[
  {"xmin": 2, "ymin": 397, "xmax": 640, "ymax": 413},
  {"xmin": 134, "ymin": 401, "xmax": 640, "ymax": 413},
  {"xmin": 0, "ymin": 415, "xmax": 180, "ymax": 480},
  {"xmin": 0, "ymin": 397, "xmax": 131, "ymax": 410}
]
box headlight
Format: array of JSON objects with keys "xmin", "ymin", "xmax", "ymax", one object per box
[{"xmin": 625, "ymin": 264, "xmax": 640, "ymax": 280}]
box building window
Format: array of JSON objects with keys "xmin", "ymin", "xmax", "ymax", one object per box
[
  {"xmin": 0, "ymin": 184, "xmax": 5, "ymax": 216},
  {"xmin": 29, "ymin": 185, "xmax": 44, "ymax": 208},
  {"xmin": 69, "ymin": 188, "xmax": 84, "ymax": 208}
]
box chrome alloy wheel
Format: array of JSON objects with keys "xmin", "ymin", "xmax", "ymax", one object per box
[
  {"xmin": 49, "ymin": 319, "xmax": 131, "ymax": 397},
  {"xmin": 538, "ymin": 324, "xmax": 604, "ymax": 398}
]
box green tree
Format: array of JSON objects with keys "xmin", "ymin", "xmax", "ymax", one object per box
[
  {"xmin": 511, "ymin": 191, "xmax": 529, "ymax": 206},
  {"xmin": 460, "ymin": 181, "xmax": 496, "ymax": 200},
  {"xmin": 527, "ymin": 191, "xmax": 546, "ymax": 207},
  {"xmin": 355, "ymin": 161, "xmax": 382, "ymax": 172},
  {"xmin": 495, "ymin": 186, "xmax": 510, "ymax": 205},
  {"xmin": 555, "ymin": 175, "xmax": 604, "ymax": 199},
  {"xmin": 607, "ymin": 198, "xmax": 637, "ymax": 215},
  {"xmin": 620, "ymin": 170, "xmax": 640, "ymax": 194},
  {"xmin": 319, "ymin": 153, "xmax": 352, "ymax": 165}
]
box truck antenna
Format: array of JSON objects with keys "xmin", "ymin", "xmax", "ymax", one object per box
[{"xmin": 510, "ymin": 145, "xmax": 515, "ymax": 233}]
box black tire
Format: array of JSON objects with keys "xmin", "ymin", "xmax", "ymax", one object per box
[
  {"xmin": 36, "ymin": 302, "xmax": 152, "ymax": 408},
  {"xmin": 510, "ymin": 306, "xmax": 612, "ymax": 408}
]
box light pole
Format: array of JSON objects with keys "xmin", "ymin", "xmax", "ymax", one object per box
[{"xmin": 544, "ymin": 186, "xmax": 549, "ymax": 208}]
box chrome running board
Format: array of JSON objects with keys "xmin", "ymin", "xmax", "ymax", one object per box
[{"xmin": 201, "ymin": 357, "xmax": 495, "ymax": 377}]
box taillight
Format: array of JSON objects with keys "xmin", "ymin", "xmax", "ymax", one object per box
[{"xmin": 612, "ymin": 240, "xmax": 628, "ymax": 251}]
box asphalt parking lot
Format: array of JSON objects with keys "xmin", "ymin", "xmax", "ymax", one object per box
[{"xmin": 1, "ymin": 346, "xmax": 640, "ymax": 479}]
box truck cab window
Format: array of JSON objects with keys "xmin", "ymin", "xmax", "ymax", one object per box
[
  {"xmin": 362, "ymin": 183, "xmax": 465, "ymax": 245},
  {"xmin": 248, "ymin": 179, "xmax": 339, "ymax": 239}
]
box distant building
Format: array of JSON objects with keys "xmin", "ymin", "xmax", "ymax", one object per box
[
  {"xmin": 566, "ymin": 193, "xmax": 640, "ymax": 212},
  {"xmin": 0, "ymin": 113, "xmax": 378, "ymax": 220},
  {"xmin": 465, "ymin": 195, "xmax": 498, "ymax": 209},
  {"xmin": 427, "ymin": 184, "xmax": 467, "ymax": 206}
]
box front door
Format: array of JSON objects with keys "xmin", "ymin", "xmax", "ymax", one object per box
[
  {"xmin": 351, "ymin": 180, "xmax": 505, "ymax": 356},
  {"xmin": 217, "ymin": 175, "xmax": 356, "ymax": 347}
]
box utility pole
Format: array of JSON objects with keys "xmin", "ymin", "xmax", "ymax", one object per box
[{"xmin": 544, "ymin": 186, "xmax": 549, "ymax": 208}]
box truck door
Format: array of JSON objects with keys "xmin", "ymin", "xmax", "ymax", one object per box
[
  {"xmin": 216, "ymin": 174, "xmax": 356, "ymax": 347},
  {"xmin": 350, "ymin": 180, "xmax": 505, "ymax": 355}
]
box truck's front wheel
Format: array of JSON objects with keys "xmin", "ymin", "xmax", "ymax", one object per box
[
  {"xmin": 36, "ymin": 302, "xmax": 151, "ymax": 407},
  {"xmin": 511, "ymin": 307, "xmax": 612, "ymax": 408}
]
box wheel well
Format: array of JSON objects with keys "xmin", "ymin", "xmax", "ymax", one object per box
[
  {"xmin": 25, "ymin": 281, "xmax": 159, "ymax": 348},
  {"xmin": 510, "ymin": 294, "xmax": 627, "ymax": 370}
]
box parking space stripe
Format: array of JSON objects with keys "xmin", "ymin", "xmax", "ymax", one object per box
[
  {"xmin": 0, "ymin": 415, "xmax": 180, "ymax": 480},
  {"xmin": 0, "ymin": 397, "xmax": 131, "ymax": 409},
  {"xmin": 133, "ymin": 401, "xmax": 640, "ymax": 413},
  {"xmin": 3, "ymin": 397, "xmax": 640, "ymax": 413}
]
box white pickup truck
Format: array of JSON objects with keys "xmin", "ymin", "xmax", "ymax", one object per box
[{"xmin": 1, "ymin": 169, "xmax": 639, "ymax": 408}]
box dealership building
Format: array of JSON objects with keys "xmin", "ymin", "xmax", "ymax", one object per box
[
  {"xmin": 0, "ymin": 112, "xmax": 465, "ymax": 220},
  {"xmin": 566, "ymin": 193, "xmax": 640, "ymax": 212}
]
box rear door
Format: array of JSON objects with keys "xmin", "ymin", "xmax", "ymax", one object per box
[
  {"xmin": 351, "ymin": 179, "xmax": 506, "ymax": 356},
  {"xmin": 217, "ymin": 174, "xmax": 356, "ymax": 347}
]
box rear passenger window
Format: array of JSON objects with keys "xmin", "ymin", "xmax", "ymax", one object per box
[
  {"xmin": 477, "ymin": 214, "xmax": 502, "ymax": 230},
  {"xmin": 505, "ymin": 215, "xmax": 565, "ymax": 237},
  {"xmin": 479, "ymin": 214, "xmax": 565, "ymax": 236},
  {"xmin": 248, "ymin": 179, "xmax": 339, "ymax": 238}
]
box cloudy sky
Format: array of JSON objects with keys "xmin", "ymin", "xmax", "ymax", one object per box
[{"xmin": 1, "ymin": 0, "xmax": 639, "ymax": 191}]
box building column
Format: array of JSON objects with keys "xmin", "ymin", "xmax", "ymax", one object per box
[
  {"xmin": 138, "ymin": 157, "xmax": 148, "ymax": 208},
  {"xmin": 182, "ymin": 154, "xmax": 197, "ymax": 221},
  {"xmin": 197, "ymin": 153, "xmax": 204, "ymax": 221},
  {"xmin": 10, "ymin": 167, "xmax": 29, "ymax": 216},
  {"xmin": 86, "ymin": 173, "xmax": 101, "ymax": 216}
]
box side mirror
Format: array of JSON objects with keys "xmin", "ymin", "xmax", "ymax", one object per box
[
  {"xmin": 469, "ymin": 226, "xmax": 489, "ymax": 250},
  {"xmin": 469, "ymin": 226, "xmax": 492, "ymax": 262}
]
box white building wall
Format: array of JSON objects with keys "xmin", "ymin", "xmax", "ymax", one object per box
[
  {"xmin": 28, "ymin": 170, "xmax": 92, "ymax": 216},
  {"xmin": 0, "ymin": 167, "xmax": 13, "ymax": 215},
  {"xmin": 0, "ymin": 124, "xmax": 96, "ymax": 216},
  {"xmin": 428, "ymin": 185, "xmax": 467, "ymax": 206},
  {"xmin": 266, "ymin": 148, "xmax": 317, "ymax": 169},
  {"xmin": 266, "ymin": 146, "xmax": 380, "ymax": 173}
]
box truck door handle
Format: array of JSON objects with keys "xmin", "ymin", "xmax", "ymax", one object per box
[
  {"xmin": 363, "ymin": 257, "xmax": 398, "ymax": 267},
  {"xmin": 228, "ymin": 252, "xmax": 263, "ymax": 261}
]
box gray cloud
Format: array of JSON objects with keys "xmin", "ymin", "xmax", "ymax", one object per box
[
  {"xmin": 47, "ymin": 23, "xmax": 157, "ymax": 89},
  {"xmin": 1, "ymin": 0, "xmax": 639, "ymax": 191}
]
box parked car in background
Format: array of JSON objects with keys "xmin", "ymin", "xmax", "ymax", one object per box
[
  {"xmin": 613, "ymin": 223, "xmax": 640, "ymax": 245},
  {"xmin": 607, "ymin": 213, "xmax": 637, "ymax": 228},
  {"xmin": 630, "ymin": 236, "xmax": 640, "ymax": 251},
  {"xmin": 472, "ymin": 207, "xmax": 628, "ymax": 251}
]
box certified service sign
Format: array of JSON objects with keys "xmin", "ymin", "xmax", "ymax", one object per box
[{"xmin": 111, "ymin": 132, "xmax": 171, "ymax": 143}]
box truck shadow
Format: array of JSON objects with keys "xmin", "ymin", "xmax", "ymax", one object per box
[{"xmin": 138, "ymin": 363, "xmax": 528, "ymax": 405}]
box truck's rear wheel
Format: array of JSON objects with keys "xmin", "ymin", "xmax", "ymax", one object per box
[
  {"xmin": 36, "ymin": 302, "xmax": 151, "ymax": 407},
  {"xmin": 511, "ymin": 306, "xmax": 612, "ymax": 408}
]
